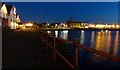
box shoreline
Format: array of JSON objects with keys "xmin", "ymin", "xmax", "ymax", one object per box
[{"xmin": 41, "ymin": 28, "xmax": 120, "ymax": 31}]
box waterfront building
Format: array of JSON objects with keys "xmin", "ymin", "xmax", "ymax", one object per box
[
  {"xmin": 66, "ymin": 17, "xmax": 90, "ymax": 28},
  {"xmin": 6, "ymin": 5, "xmax": 20, "ymax": 29},
  {"xmin": 41, "ymin": 23, "xmax": 49, "ymax": 28},
  {"xmin": 50, "ymin": 23, "xmax": 67, "ymax": 28},
  {"xmin": 18, "ymin": 22, "xmax": 39, "ymax": 29},
  {"xmin": 0, "ymin": 3, "xmax": 20, "ymax": 29},
  {"xmin": 66, "ymin": 17, "xmax": 72, "ymax": 27},
  {"xmin": 68, "ymin": 22, "xmax": 92, "ymax": 28},
  {"xmin": 0, "ymin": 3, "xmax": 8, "ymax": 27},
  {"xmin": 68, "ymin": 22, "xmax": 84, "ymax": 28}
]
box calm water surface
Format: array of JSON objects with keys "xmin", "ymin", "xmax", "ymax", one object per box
[{"xmin": 48, "ymin": 30, "xmax": 120, "ymax": 69}]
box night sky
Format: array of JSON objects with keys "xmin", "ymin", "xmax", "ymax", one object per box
[{"xmin": 5, "ymin": 2, "xmax": 118, "ymax": 24}]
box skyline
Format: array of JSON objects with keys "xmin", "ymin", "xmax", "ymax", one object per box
[{"xmin": 5, "ymin": 2, "xmax": 118, "ymax": 24}]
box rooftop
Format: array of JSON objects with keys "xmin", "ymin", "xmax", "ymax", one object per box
[{"xmin": 6, "ymin": 5, "xmax": 14, "ymax": 14}]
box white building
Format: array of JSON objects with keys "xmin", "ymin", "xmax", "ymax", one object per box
[
  {"xmin": 0, "ymin": 3, "xmax": 20, "ymax": 29},
  {"xmin": 0, "ymin": 3, "xmax": 8, "ymax": 27},
  {"xmin": 6, "ymin": 5, "xmax": 20, "ymax": 29}
]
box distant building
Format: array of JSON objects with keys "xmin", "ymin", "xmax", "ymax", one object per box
[
  {"xmin": 41, "ymin": 23, "xmax": 49, "ymax": 28},
  {"xmin": 66, "ymin": 17, "xmax": 72, "ymax": 27},
  {"xmin": 66, "ymin": 17, "xmax": 89, "ymax": 28},
  {"xmin": 18, "ymin": 22, "xmax": 38, "ymax": 29},
  {"xmin": 50, "ymin": 23, "xmax": 67, "ymax": 28},
  {"xmin": 68, "ymin": 22, "xmax": 92, "ymax": 28}
]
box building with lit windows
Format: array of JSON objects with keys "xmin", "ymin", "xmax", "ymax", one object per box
[
  {"xmin": 41, "ymin": 23, "xmax": 49, "ymax": 28},
  {"xmin": 50, "ymin": 23, "xmax": 67, "ymax": 28},
  {"xmin": 0, "ymin": 3, "xmax": 20, "ymax": 29},
  {"xmin": 69, "ymin": 22, "xmax": 89, "ymax": 28},
  {"xmin": 0, "ymin": 3, "xmax": 8, "ymax": 27},
  {"xmin": 18, "ymin": 22, "xmax": 39, "ymax": 29}
]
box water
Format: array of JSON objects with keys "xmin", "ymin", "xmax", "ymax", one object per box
[{"xmin": 47, "ymin": 30, "xmax": 120, "ymax": 69}]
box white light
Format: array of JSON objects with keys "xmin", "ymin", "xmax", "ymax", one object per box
[
  {"xmin": 47, "ymin": 31, "xmax": 51, "ymax": 33},
  {"xmin": 81, "ymin": 30, "xmax": 84, "ymax": 33},
  {"xmin": 26, "ymin": 23, "xmax": 33, "ymax": 26},
  {"xmin": 85, "ymin": 26, "xmax": 88, "ymax": 28},
  {"xmin": 55, "ymin": 30, "xmax": 58, "ymax": 37},
  {"xmin": 106, "ymin": 30, "xmax": 108, "ymax": 32},
  {"xmin": 63, "ymin": 30, "xmax": 68, "ymax": 33}
]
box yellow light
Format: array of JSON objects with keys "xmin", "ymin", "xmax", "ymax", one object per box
[
  {"xmin": 100, "ymin": 25, "xmax": 105, "ymax": 28},
  {"xmin": 112, "ymin": 25, "xmax": 115, "ymax": 28},
  {"xmin": 26, "ymin": 23, "xmax": 33, "ymax": 26},
  {"xmin": 107, "ymin": 25, "xmax": 111, "ymax": 28},
  {"xmin": 85, "ymin": 26, "xmax": 88, "ymax": 28},
  {"xmin": 116, "ymin": 25, "xmax": 119, "ymax": 28},
  {"xmin": 95, "ymin": 25, "xmax": 100, "ymax": 28}
]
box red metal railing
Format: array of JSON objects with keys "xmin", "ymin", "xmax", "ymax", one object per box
[{"xmin": 40, "ymin": 30, "xmax": 120, "ymax": 70}]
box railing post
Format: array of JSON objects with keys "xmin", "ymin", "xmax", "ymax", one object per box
[
  {"xmin": 53, "ymin": 37, "xmax": 56, "ymax": 63},
  {"xmin": 73, "ymin": 37, "xmax": 79, "ymax": 69},
  {"xmin": 45, "ymin": 31, "xmax": 48, "ymax": 51},
  {"xmin": 41, "ymin": 31, "xmax": 44, "ymax": 44}
]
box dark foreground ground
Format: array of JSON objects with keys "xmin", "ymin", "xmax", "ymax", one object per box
[{"xmin": 2, "ymin": 31, "xmax": 71, "ymax": 70}]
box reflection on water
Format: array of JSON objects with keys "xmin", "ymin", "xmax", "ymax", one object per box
[
  {"xmin": 52, "ymin": 30, "xmax": 120, "ymax": 57},
  {"xmin": 106, "ymin": 31, "xmax": 111, "ymax": 53},
  {"xmin": 113, "ymin": 31, "xmax": 119, "ymax": 56},
  {"xmin": 59, "ymin": 30, "xmax": 68, "ymax": 40},
  {"xmin": 47, "ymin": 31, "xmax": 51, "ymax": 34},
  {"xmin": 95, "ymin": 32, "xmax": 107, "ymax": 51},
  {"xmin": 90, "ymin": 31, "xmax": 95, "ymax": 48},
  {"xmin": 50, "ymin": 30, "xmax": 120, "ymax": 68},
  {"xmin": 80, "ymin": 30, "xmax": 84, "ymax": 44},
  {"xmin": 55, "ymin": 30, "xmax": 58, "ymax": 37},
  {"xmin": 95, "ymin": 32, "xmax": 102, "ymax": 51}
]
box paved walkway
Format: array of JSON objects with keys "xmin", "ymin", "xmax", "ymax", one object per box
[{"xmin": 2, "ymin": 31, "xmax": 70, "ymax": 70}]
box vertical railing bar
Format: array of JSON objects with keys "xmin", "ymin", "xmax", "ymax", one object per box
[
  {"xmin": 45, "ymin": 31, "xmax": 48, "ymax": 51},
  {"xmin": 53, "ymin": 36, "xmax": 56, "ymax": 63},
  {"xmin": 73, "ymin": 37, "xmax": 79, "ymax": 69}
]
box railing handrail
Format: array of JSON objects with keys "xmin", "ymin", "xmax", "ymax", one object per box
[
  {"xmin": 40, "ymin": 33, "xmax": 75, "ymax": 69},
  {"xmin": 49, "ymin": 35, "xmax": 120, "ymax": 62}
]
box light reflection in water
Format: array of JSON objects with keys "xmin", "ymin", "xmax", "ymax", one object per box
[
  {"xmin": 62, "ymin": 30, "xmax": 68, "ymax": 40},
  {"xmin": 105, "ymin": 30, "xmax": 108, "ymax": 34},
  {"xmin": 52, "ymin": 30, "xmax": 120, "ymax": 57},
  {"xmin": 53, "ymin": 30, "xmax": 120, "ymax": 68},
  {"xmin": 101, "ymin": 32, "xmax": 105, "ymax": 51},
  {"xmin": 80, "ymin": 30, "xmax": 84, "ymax": 44},
  {"xmin": 59, "ymin": 30, "xmax": 68, "ymax": 40},
  {"xmin": 106, "ymin": 31, "xmax": 111, "ymax": 53},
  {"xmin": 95, "ymin": 32, "xmax": 102, "ymax": 50},
  {"xmin": 113, "ymin": 31, "xmax": 119, "ymax": 56},
  {"xmin": 55, "ymin": 30, "xmax": 58, "ymax": 37},
  {"xmin": 47, "ymin": 31, "xmax": 51, "ymax": 34},
  {"xmin": 92, "ymin": 31, "xmax": 109, "ymax": 62},
  {"xmin": 101, "ymin": 30, "xmax": 103, "ymax": 32},
  {"xmin": 90, "ymin": 31, "xmax": 95, "ymax": 48},
  {"xmin": 95, "ymin": 31, "xmax": 114, "ymax": 52}
]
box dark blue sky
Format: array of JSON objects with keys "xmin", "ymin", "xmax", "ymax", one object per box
[{"xmin": 5, "ymin": 2, "xmax": 118, "ymax": 24}]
